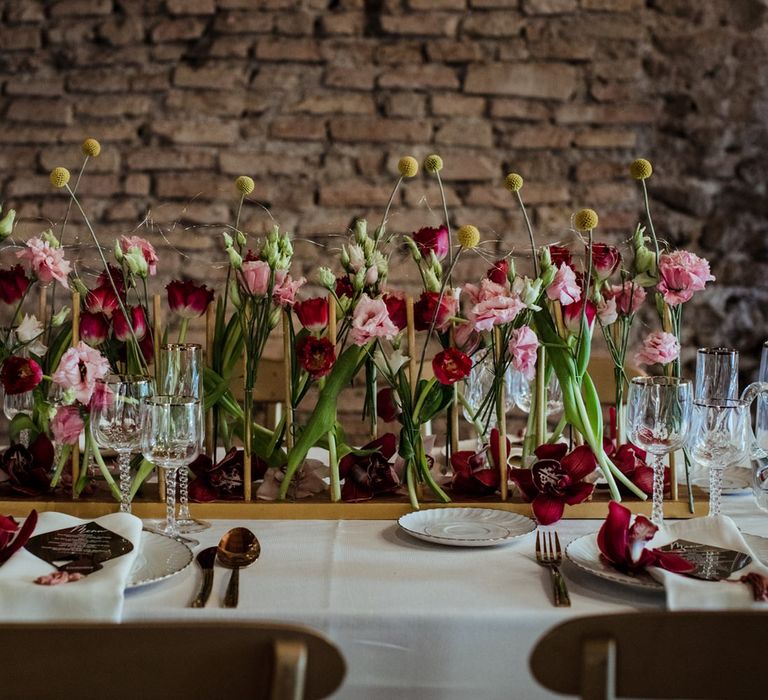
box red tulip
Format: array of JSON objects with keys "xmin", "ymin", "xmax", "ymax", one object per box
[
  {"xmin": 0, "ymin": 265, "xmax": 30, "ymax": 305},
  {"xmin": 0, "ymin": 356, "xmax": 42, "ymax": 395},
  {"xmin": 413, "ymin": 291, "xmax": 457, "ymax": 332},
  {"xmin": 96, "ymin": 265, "xmax": 126, "ymax": 295},
  {"xmin": 166, "ymin": 279, "xmax": 214, "ymax": 319},
  {"xmin": 432, "ymin": 348, "xmax": 471, "ymax": 385},
  {"xmin": 294, "ymin": 297, "xmax": 329, "ymax": 333},
  {"xmin": 562, "ymin": 298, "xmax": 597, "ymax": 334},
  {"xmin": 85, "ymin": 285, "xmax": 120, "ymax": 317},
  {"xmin": 486, "ymin": 259, "xmax": 509, "ymax": 286},
  {"xmin": 296, "ymin": 335, "xmax": 336, "ymax": 379},
  {"xmin": 382, "ymin": 292, "xmax": 407, "ymax": 331},
  {"xmin": 590, "ymin": 243, "xmax": 621, "ymax": 281},
  {"xmin": 377, "ymin": 387, "xmax": 400, "ymax": 422},
  {"xmin": 412, "ymin": 225, "xmax": 450, "ymax": 261},
  {"xmin": 113, "ymin": 305, "xmax": 147, "ymax": 342},
  {"xmin": 80, "ymin": 311, "xmax": 110, "ymax": 346},
  {"xmin": 549, "ymin": 245, "xmax": 573, "ymax": 269}
]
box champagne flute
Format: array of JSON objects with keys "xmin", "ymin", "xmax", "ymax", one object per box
[
  {"xmin": 90, "ymin": 375, "xmax": 155, "ymax": 513},
  {"xmin": 627, "ymin": 377, "xmax": 692, "ymax": 526},
  {"xmin": 140, "ymin": 395, "xmax": 200, "ymax": 539},
  {"xmin": 157, "ymin": 343, "xmax": 208, "ymax": 533}
]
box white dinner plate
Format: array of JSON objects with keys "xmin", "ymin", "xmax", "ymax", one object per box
[
  {"xmin": 565, "ymin": 531, "xmax": 768, "ymax": 592},
  {"xmin": 127, "ymin": 531, "xmax": 193, "ymax": 589},
  {"xmin": 398, "ymin": 508, "xmax": 536, "ymax": 547}
]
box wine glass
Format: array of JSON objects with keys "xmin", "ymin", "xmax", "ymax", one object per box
[
  {"xmin": 90, "ymin": 375, "xmax": 155, "ymax": 513},
  {"xmin": 755, "ymin": 342, "xmax": 768, "ymax": 510},
  {"xmin": 140, "ymin": 395, "xmax": 200, "ymax": 539},
  {"xmin": 157, "ymin": 343, "xmax": 208, "ymax": 533},
  {"xmin": 510, "ymin": 369, "xmax": 563, "ymax": 416},
  {"xmin": 3, "ymin": 390, "xmax": 34, "ymax": 447},
  {"xmin": 688, "ymin": 398, "xmax": 751, "ymax": 517},
  {"xmin": 462, "ymin": 352, "xmax": 515, "ymax": 441},
  {"xmin": 627, "ymin": 377, "xmax": 692, "ymax": 526},
  {"xmin": 695, "ymin": 347, "xmax": 738, "ymax": 401}
]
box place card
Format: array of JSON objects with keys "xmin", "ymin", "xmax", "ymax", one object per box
[
  {"xmin": 659, "ymin": 539, "xmax": 752, "ymax": 581},
  {"xmin": 24, "ymin": 522, "xmax": 134, "ymax": 575}
]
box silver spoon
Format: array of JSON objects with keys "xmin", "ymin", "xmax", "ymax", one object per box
[{"xmin": 216, "ymin": 528, "xmax": 260, "ymax": 608}]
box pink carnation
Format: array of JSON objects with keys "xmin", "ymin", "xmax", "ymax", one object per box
[
  {"xmin": 605, "ymin": 281, "xmax": 646, "ymax": 316},
  {"xmin": 656, "ymin": 250, "xmax": 714, "ymax": 306},
  {"xmin": 508, "ymin": 326, "xmax": 539, "ymax": 381},
  {"xmin": 470, "ymin": 294, "xmax": 526, "ymax": 332},
  {"xmin": 635, "ymin": 331, "xmax": 680, "ymax": 366},
  {"xmin": 17, "ymin": 238, "xmax": 71, "ymax": 288},
  {"xmin": 120, "ymin": 236, "xmax": 158, "ymax": 276},
  {"xmin": 273, "ymin": 270, "xmax": 305, "ymax": 307},
  {"xmin": 50, "ymin": 406, "xmax": 84, "ymax": 445},
  {"xmin": 350, "ymin": 294, "xmax": 399, "ymax": 346},
  {"xmin": 462, "ymin": 278, "xmax": 508, "ymax": 306},
  {"xmin": 51, "ymin": 341, "xmax": 110, "ymax": 405},
  {"xmin": 241, "ymin": 260, "xmax": 271, "ymax": 296},
  {"xmin": 546, "ymin": 263, "xmax": 582, "ymax": 306}
]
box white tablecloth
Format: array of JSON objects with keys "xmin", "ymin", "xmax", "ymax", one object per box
[{"xmin": 124, "ymin": 496, "xmax": 767, "ymax": 700}]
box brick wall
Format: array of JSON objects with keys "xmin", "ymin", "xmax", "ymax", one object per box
[{"xmin": 1, "ymin": 0, "xmax": 767, "ymax": 393}]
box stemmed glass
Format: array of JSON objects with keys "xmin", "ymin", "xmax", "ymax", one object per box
[
  {"xmin": 510, "ymin": 369, "xmax": 563, "ymax": 416},
  {"xmin": 3, "ymin": 391, "xmax": 34, "ymax": 447},
  {"xmin": 140, "ymin": 395, "xmax": 200, "ymax": 539},
  {"xmin": 90, "ymin": 375, "xmax": 155, "ymax": 513},
  {"xmin": 695, "ymin": 347, "xmax": 738, "ymax": 400},
  {"xmin": 755, "ymin": 341, "xmax": 768, "ymax": 510},
  {"xmin": 158, "ymin": 343, "xmax": 208, "ymax": 533},
  {"xmin": 627, "ymin": 377, "xmax": 692, "ymax": 526}
]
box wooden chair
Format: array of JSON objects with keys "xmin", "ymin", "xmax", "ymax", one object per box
[
  {"xmin": 0, "ymin": 621, "xmax": 345, "ymax": 700},
  {"xmin": 530, "ymin": 611, "xmax": 765, "ymax": 699}
]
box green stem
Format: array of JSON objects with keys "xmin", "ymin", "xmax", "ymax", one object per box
[
  {"xmin": 50, "ymin": 443, "xmax": 73, "ymax": 489},
  {"xmin": 89, "ymin": 432, "xmax": 121, "ymax": 502},
  {"xmin": 516, "ymin": 190, "xmax": 539, "ymax": 278},
  {"xmin": 178, "ymin": 317, "xmax": 189, "ymax": 344},
  {"xmin": 405, "ymin": 460, "xmax": 418, "ymax": 510},
  {"xmin": 413, "ymin": 377, "xmax": 437, "ymax": 423}
]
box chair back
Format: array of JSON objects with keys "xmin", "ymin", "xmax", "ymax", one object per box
[
  {"xmin": 530, "ymin": 611, "xmax": 765, "ymax": 699},
  {"xmin": 0, "ymin": 621, "xmax": 345, "ymax": 700}
]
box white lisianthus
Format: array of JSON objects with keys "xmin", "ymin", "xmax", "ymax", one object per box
[
  {"xmin": 346, "ymin": 244, "xmax": 366, "ymax": 273},
  {"xmin": 513, "ymin": 276, "xmax": 542, "ymax": 311},
  {"xmin": 374, "ymin": 346, "xmax": 409, "ymax": 376},
  {"xmin": 16, "ymin": 314, "xmax": 47, "ymax": 355},
  {"xmin": 597, "ymin": 297, "xmax": 618, "ymax": 326}
]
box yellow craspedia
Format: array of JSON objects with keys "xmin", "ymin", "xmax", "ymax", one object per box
[
  {"xmin": 423, "ymin": 154, "xmax": 443, "ymax": 174},
  {"xmin": 398, "ymin": 156, "xmax": 418, "ymax": 178},
  {"xmin": 504, "ymin": 172, "xmax": 524, "ymax": 192},
  {"xmin": 574, "ymin": 208, "xmax": 599, "ymax": 232},
  {"xmin": 235, "ymin": 175, "xmax": 255, "ymax": 195},
  {"xmin": 49, "ymin": 167, "xmax": 71, "ymax": 189},
  {"xmin": 629, "ymin": 158, "xmax": 653, "ymax": 180},
  {"xmin": 81, "ymin": 138, "xmax": 101, "ymax": 157},
  {"xmin": 457, "ymin": 224, "xmax": 480, "ymax": 249}
]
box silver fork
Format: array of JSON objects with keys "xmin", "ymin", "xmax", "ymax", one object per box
[{"xmin": 535, "ymin": 530, "xmax": 571, "ymax": 607}]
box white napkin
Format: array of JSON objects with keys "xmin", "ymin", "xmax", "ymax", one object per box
[
  {"xmin": 648, "ymin": 515, "xmax": 768, "ymax": 610},
  {"xmin": 0, "ymin": 511, "xmax": 142, "ymax": 622}
]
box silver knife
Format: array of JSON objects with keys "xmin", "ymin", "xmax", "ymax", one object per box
[{"xmin": 190, "ymin": 547, "xmax": 216, "ymax": 608}]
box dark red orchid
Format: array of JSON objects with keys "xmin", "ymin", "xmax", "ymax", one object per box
[
  {"xmin": 382, "ymin": 292, "xmax": 407, "ymax": 331},
  {"xmin": 2, "ymin": 436, "xmax": 53, "ymax": 496},
  {"xmin": 85, "ymin": 285, "xmax": 120, "ymax": 317},
  {"xmin": 294, "ymin": 297, "xmax": 329, "ymax": 333},
  {"xmin": 451, "ymin": 428, "xmax": 510, "ymax": 498},
  {"xmin": 113, "ymin": 305, "xmax": 147, "ymax": 342},
  {"xmin": 0, "ymin": 265, "xmax": 30, "ymax": 305},
  {"xmin": 590, "ymin": 243, "xmax": 621, "ymax": 282},
  {"xmin": 296, "ymin": 335, "xmax": 336, "ymax": 379},
  {"xmin": 166, "ymin": 279, "xmax": 214, "ymax": 319},
  {"xmin": 0, "ymin": 509, "xmax": 38, "ymax": 565},
  {"xmin": 597, "ymin": 501, "xmax": 695, "ymax": 576},
  {"xmin": 549, "ymin": 245, "xmax": 573, "ymax": 269},
  {"xmin": 339, "ymin": 433, "xmax": 400, "ymax": 502},
  {"xmin": 509, "ymin": 443, "xmax": 596, "ymax": 525},
  {"xmin": 412, "ymin": 225, "xmax": 449, "ymax": 261},
  {"xmin": 0, "ymin": 355, "xmax": 43, "ymax": 394},
  {"xmin": 413, "ymin": 291, "xmax": 457, "ymax": 332},
  {"xmin": 188, "ymin": 447, "xmax": 267, "ymax": 502},
  {"xmin": 603, "ymin": 439, "xmax": 660, "ymax": 497},
  {"xmin": 486, "ymin": 259, "xmax": 509, "ymax": 286},
  {"xmin": 80, "ymin": 311, "xmax": 110, "ymax": 346},
  {"xmin": 432, "ymin": 348, "xmax": 471, "ymax": 385},
  {"xmin": 377, "ymin": 387, "xmax": 400, "ymax": 423}
]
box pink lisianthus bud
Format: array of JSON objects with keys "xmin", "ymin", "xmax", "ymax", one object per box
[
  {"xmin": 635, "ymin": 331, "xmax": 680, "ymax": 366},
  {"xmin": 240, "ymin": 260, "xmax": 271, "ymax": 296},
  {"xmin": 508, "ymin": 325, "xmax": 539, "ymax": 381},
  {"xmin": 50, "ymin": 405, "xmax": 84, "ymax": 445},
  {"xmin": 120, "ymin": 236, "xmax": 158, "ymax": 276}
]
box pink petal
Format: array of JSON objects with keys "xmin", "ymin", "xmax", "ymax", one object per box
[
  {"xmin": 509, "ymin": 468, "xmax": 538, "ymax": 501},
  {"xmin": 561, "ymin": 445, "xmax": 598, "ymax": 481},
  {"xmin": 532, "ymin": 495, "xmax": 565, "ymax": 525},
  {"xmin": 596, "ymin": 501, "xmax": 630, "ymax": 565},
  {"xmin": 534, "ymin": 443, "xmax": 568, "ymax": 462},
  {"xmin": 628, "ymin": 514, "xmax": 657, "ymax": 545},
  {"xmin": 563, "ymin": 481, "xmax": 594, "ymax": 506}
]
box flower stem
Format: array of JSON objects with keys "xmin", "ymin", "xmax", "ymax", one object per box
[
  {"xmin": 178, "ymin": 317, "xmax": 189, "ymax": 344},
  {"xmin": 515, "ymin": 190, "xmax": 539, "ymax": 278}
]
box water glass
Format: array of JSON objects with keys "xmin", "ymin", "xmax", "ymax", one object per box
[
  {"xmin": 90, "ymin": 375, "xmax": 155, "ymax": 513},
  {"xmin": 462, "ymin": 352, "xmax": 515, "ymax": 437},
  {"xmin": 510, "ymin": 369, "xmax": 563, "ymax": 416},
  {"xmin": 627, "ymin": 377, "xmax": 692, "ymax": 526},
  {"xmin": 140, "ymin": 395, "xmax": 200, "ymax": 538},
  {"xmin": 695, "ymin": 347, "xmax": 739, "ymax": 401},
  {"xmin": 3, "ymin": 391, "xmax": 34, "ymax": 447}
]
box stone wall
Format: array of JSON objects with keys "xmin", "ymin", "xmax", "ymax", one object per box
[{"xmin": 1, "ymin": 0, "xmax": 767, "ymax": 411}]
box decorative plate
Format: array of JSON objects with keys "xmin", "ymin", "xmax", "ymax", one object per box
[
  {"xmin": 565, "ymin": 532, "xmax": 768, "ymax": 592},
  {"xmin": 127, "ymin": 531, "xmax": 193, "ymax": 589},
  {"xmin": 398, "ymin": 508, "xmax": 536, "ymax": 547}
]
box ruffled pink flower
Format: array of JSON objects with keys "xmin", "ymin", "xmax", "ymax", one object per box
[
  {"xmin": 120, "ymin": 236, "xmax": 158, "ymax": 276},
  {"xmin": 605, "ymin": 281, "xmax": 646, "ymax": 316},
  {"xmin": 470, "ymin": 293, "xmax": 526, "ymax": 332},
  {"xmin": 508, "ymin": 325, "xmax": 539, "ymax": 381},
  {"xmin": 656, "ymin": 250, "xmax": 714, "ymax": 306},
  {"xmin": 17, "ymin": 238, "xmax": 71, "ymax": 288},
  {"xmin": 50, "ymin": 406, "xmax": 84, "ymax": 445},
  {"xmin": 462, "ymin": 278, "xmax": 508, "ymax": 306},
  {"xmin": 597, "ymin": 297, "xmax": 618, "ymax": 325},
  {"xmin": 272, "ymin": 270, "xmax": 305, "ymax": 307},
  {"xmin": 591, "ymin": 243, "xmax": 621, "ymax": 281},
  {"xmin": 546, "ymin": 263, "xmax": 582, "ymax": 306},
  {"xmin": 350, "ymin": 294, "xmax": 399, "ymax": 345},
  {"xmin": 635, "ymin": 331, "xmax": 680, "ymax": 366},
  {"xmin": 241, "ymin": 260, "xmax": 271, "ymax": 296},
  {"xmin": 51, "ymin": 341, "xmax": 110, "ymax": 405}
]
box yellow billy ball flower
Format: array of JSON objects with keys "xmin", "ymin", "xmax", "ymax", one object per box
[
  {"xmin": 504, "ymin": 172, "xmax": 524, "ymax": 192},
  {"xmin": 398, "ymin": 156, "xmax": 418, "ymax": 178},
  {"xmin": 49, "ymin": 167, "xmax": 71, "ymax": 189},
  {"xmin": 423, "ymin": 154, "xmax": 443, "ymax": 174},
  {"xmin": 629, "ymin": 158, "xmax": 653, "ymax": 180},
  {"xmin": 235, "ymin": 175, "xmax": 255, "ymax": 195},
  {"xmin": 457, "ymin": 224, "xmax": 480, "ymax": 249},
  {"xmin": 574, "ymin": 208, "xmax": 599, "ymax": 232},
  {"xmin": 81, "ymin": 138, "xmax": 101, "ymax": 157}
]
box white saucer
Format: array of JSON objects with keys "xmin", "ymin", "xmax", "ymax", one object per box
[{"xmin": 398, "ymin": 508, "xmax": 535, "ymax": 547}]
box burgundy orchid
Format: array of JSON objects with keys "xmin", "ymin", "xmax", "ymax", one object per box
[
  {"xmin": 0, "ymin": 509, "xmax": 38, "ymax": 565},
  {"xmin": 597, "ymin": 501, "xmax": 695, "ymax": 576},
  {"xmin": 338, "ymin": 433, "xmax": 400, "ymax": 502},
  {"xmin": 603, "ymin": 439, "xmax": 662, "ymax": 497},
  {"xmin": 450, "ymin": 428, "xmax": 510, "ymax": 498},
  {"xmin": 509, "ymin": 443, "xmax": 596, "ymax": 525},
  {"xmin": 188, "ymin": 448, "xmax": 267, "ymax": 502},
  {"xmin": 2, "ymin": 436, "xmax": 53, "ymax": 496}
]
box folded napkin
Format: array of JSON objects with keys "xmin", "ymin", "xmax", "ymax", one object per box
[
  {"xmin": 0, "ymin": 511, "xmax": 142, "ymax": 622},
  {"xmin": 648, "ymin": 515, "xmax": 768, "ymax": 611}
]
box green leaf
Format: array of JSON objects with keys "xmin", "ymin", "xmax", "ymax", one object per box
[
  {"xmin": 417, "ymin": 381, "xmax": 453, "ymax": 423},
  {"xmin": 9, "ymin": 413, "xmax": 37, "ymax": 443},
  {"xmin": 581, "ymin": 371, "xmax": 603, "ymax": 440}
]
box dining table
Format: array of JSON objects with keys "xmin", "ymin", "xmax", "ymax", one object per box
[{"xmin": 119, "ymin": 494, "xmax": 768, "ymax": 700}]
